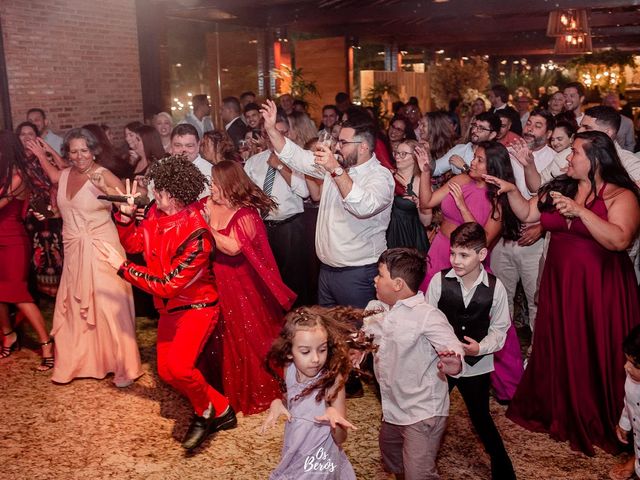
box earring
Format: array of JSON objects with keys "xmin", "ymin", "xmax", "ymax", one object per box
[{"xmin": 93, "ymin": 155, "xmax": 96, "ymax": 160}]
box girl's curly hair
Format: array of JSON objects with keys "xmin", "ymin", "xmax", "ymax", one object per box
[
  {"xmin": 265, "ymin": 306, "xmax": 364, "ymax": 404},
  {"xmin": 146, "ymin": 154, "xmax": 208, "ymax": 206}
]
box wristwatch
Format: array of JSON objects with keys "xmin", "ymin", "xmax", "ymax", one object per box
[
  {"xmin": 331, "ymin": 167, "xmax": 344, "ymax": 178},
  {"xmin": 276, "ymin": 164, "xmax": 284, "ymax": 171}
]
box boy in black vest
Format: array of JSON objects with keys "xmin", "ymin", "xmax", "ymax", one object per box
[{"xmin": 426, "ymin": 222, "xmax": 516, "ymax": 480}]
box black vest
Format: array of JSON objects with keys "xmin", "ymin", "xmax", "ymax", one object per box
[{"xmin": 437, "ymin": 269, "xmax": 496, "ymax": 366}]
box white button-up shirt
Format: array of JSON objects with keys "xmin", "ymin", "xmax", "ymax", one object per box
[
  {"xmin": 540, "ymin": 142, "xmax": 640, "ymax": 186},
  {"xmin": 426, "ymin": 266, "xmax": 510, "ymax": 377},
  {"xmin": 244, "ymin": 149, "xmax": 308, "ymax": 221},
  {"xmin": 363, "ymin": 294, "xmax": 465, "ymax": 425},
  {"xmin": 433, "ymin": 142, "xmax": 475, "ymax": 177},
  {"xmin": 276, "ymin": 138, "xmax": 394, "ymax": 267},
  {"xmin": 619, "ymin": 375, "xmax": 640, "ymax": 477},
  {"xmin": 508, "ymin": 144, "xmax": 556, "ymax": 198}
]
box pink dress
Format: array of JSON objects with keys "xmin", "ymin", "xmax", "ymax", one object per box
[
  {"xmin": 51, "ymin": 168, "xmax": 142, "ymax": 386},
  {"xmin": 421, "ymin": 180, "xmax": 523, "ymax": 401}
]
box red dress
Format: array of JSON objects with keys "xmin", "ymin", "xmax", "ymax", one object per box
[
  {"xmin": 0, "ymin": 198, "xmax": 32, "ymax": 303},
  {"xmin": 507, "ymin": 185, "xmax": 640, "ymax": 455},
  {"xmin": 213, "ymin": 207, "xmax": 296, "ymax": 415}
]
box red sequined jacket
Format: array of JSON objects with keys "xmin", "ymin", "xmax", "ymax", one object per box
[{"xmin": 115, "ymin": 203, "xmax": 218, "ymax": 314}]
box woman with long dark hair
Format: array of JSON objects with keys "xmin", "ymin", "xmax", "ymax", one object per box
[
  {"xmin": 203, "ymin": 160, "xmax": 296, "ymax": 415},
  {"xmin": 0, "ymin": 131, "xmax": 54, "ymax": 370},
  {"xmin": 485, "ymin": 131, "xmax": 640, "ymax": 455},
  {"xmin": 418, "ymin": 140, "xmax": 524, "ymax": 401}
]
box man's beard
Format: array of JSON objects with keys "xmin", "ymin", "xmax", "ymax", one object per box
[
  {"xmin": 337, "ymin": 150, "xmax": 358, "ymax": 168},
  {"xmin": 524, "ymin": 133, "xmax": 547, "ymax": 150}
]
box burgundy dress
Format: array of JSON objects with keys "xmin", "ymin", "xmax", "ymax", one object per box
[
  {"xmin": 0, "ymin": 197, "xmax": 33, "ymax": 303},
  {"xmin": 213, "ymin": 207, "xmax": 296, "ymax": 415},
  {"xmin": 507, "ymin": 185, "xmax": 640, "ymax": 455}
]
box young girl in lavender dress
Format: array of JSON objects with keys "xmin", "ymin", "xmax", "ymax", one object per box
[{"xmin": 262, "ymin": 306, "xmax": 358, "ymax": 480}]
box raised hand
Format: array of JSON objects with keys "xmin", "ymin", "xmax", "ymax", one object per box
[
  {"xmin": 483, "ymin": 174, "xmax": 516, "ymax": 195},
  {"xmin": 414, "ymin": 144, "xmax": 431, "ymax": 174},
  {"xmin": 114, "ymin": 178, "xmax": 141, "ymax": 216},
  {"xmin": 260, "ymin": 99, "xmax": 278, "ymax": 131},
  {"xmin": 260, "ymin": 399, "xmax": 291, "ymax": 434},
  {"xmin": 511, "ymin": 138, "xmax": 535, "ymax": 167},
  {"xmin": 314, "ymin": 406, "xmax": 357, "ymax": 430}
]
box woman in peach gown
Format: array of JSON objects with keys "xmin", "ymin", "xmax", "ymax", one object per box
[{"xmin": 32, "ymin": 128, "xmax": 142, "ymax": 386}]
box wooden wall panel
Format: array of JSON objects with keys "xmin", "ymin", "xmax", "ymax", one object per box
[
  {"xmin": 295, "ymin": 37, "xmax": 348, "ymax": 124},
  {"xmin": 360, "ymin": 70, "xmax": 431, "ymax": 115}
]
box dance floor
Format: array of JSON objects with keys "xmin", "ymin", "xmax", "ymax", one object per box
[{"xmin": 1, "ymin": 302, "xmax": 624, "ymax": 479}]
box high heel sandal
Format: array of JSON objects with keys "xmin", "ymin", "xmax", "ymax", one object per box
[
  {"xmin": 0, "ymin": 329, "xmax": 20, "ymax": 359},
  {"xmin": 37, "ymin": 338, "xmax": 54, "ymax": 371}
]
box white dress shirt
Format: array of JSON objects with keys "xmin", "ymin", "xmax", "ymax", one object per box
[
  {"xmin": 192, "ymin": 155, "xmax": 211, "ymax": 199},
  {"xmin": 508, "ymin": 144, "xmax": 556, "ymax": 198},
  {"xmin": 44, "ymin": 130, "xmax": 63, "ymax": 155},
  {"xmin": 426, "ymin": 266, "xmax": 510, "ymax": 377},
  {"xmin": 619, "ymin": 376, "xmax": 640, "ymax": 477},
  {"xmin": 244, "ymin": 149, "xmax": 308, "ymax": 221},
  {"xmin": 539, "ymin": 142, "xmax": 640, "ymax": 185},
  {"xmin": 276, "ymin": 138, "xmax": 394, "ymax": 267},
  {"xmin": 363, "ymin": 294, "xmax": 465, "ymax": 425},
  {"xmin": 180, "ymin": 112, "xmax": 214, "ymax": 139},
  {"xmin": 433, "ymin": 142, "xmax": 475, "ymax": 177}
]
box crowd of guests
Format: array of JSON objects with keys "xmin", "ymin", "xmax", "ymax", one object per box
[{"xmin": 1, "ymin": 81, "xmax": 640, "ymax": 479}]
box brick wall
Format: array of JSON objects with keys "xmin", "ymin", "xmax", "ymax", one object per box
[{"xmin": 0, "ymin": 0, "xmax": 143, "ymax": 141}]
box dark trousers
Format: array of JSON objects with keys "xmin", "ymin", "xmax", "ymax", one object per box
[
  {"xmin": 265, "ymin": 213, "xmax": 314, "ymax": 307},
  {"xmin": 318, "ymin": 262, "xmax": 378, "ymax": 312},
  {"xmin": 448, "ymin": 373, "xmax": 516, "ymax": 480}
]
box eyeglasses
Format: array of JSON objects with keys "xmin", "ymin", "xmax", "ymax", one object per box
[
  {"xmin": 337, "ymin": 139, "xmax": 362, "ymax": 148},
  {"xmin": 393, "ymin": 150, "xmax": 413, "ymax": 159},
  {"xmin": 470, "ymin": 123, "xmax": 493, "ymax": 132}
]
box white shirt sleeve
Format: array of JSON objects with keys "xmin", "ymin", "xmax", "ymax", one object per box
[
  {"xmin": 342, "ymin": 169, "xmax": 394, "ymax": 218},
  {"xmin": 289, "ymin": 170, "xmax": 310, "ymax": 198},
  {"xmin": 433, "ymin": 144, "xmax": 468, "ymax": 177},
  {"xmin": 277, "ymin": 138, "xmax": 325, "ymax": 179},
  {"xmin": 619, "ymin": 395, "xmax": 632, "ymax": 432},
  {"xmin": 477, "ymin": 279, "xmax": 511, "ymax": 356}
]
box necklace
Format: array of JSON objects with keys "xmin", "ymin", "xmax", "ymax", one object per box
[{"xmin": 75, "ymin": 160, "xmax": 95, "ymax": 174}]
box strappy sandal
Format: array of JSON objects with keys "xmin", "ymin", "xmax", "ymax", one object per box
[
  {"xmin": 0, "ymin": 329, "xmax": 20, "ymax": 359},
  {"xmin": 37, "ymin": 338, "xmax": 54, "ymax": 372}
]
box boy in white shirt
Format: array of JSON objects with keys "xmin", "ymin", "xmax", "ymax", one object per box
[
  {"xmin": 426, "ymin": 222, "xmax": 515, "ymax": 480},
  {"xmin": 361, "ymin": 247, "xmax": 464, "ymax": 480}
]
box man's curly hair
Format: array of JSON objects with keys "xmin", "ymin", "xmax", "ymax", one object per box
[{"xmin": 146, "ymin": 154, "xmax": 208, "ymax": 206}]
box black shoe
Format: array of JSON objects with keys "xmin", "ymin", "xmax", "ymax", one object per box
[
  {"xmin": 181, "ymin": 406, "xmax": 237, "ymax": 451},
  {"xmin": 209, "ymin": 406, "xmax": 237, "ymax": 433}
]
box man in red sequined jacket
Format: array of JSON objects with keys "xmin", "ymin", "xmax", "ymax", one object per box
[{"xmin": 99, "ymin": 156, "xmax": 236, "ymax": 451}]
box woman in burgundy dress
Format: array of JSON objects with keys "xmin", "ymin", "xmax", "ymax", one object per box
[
  {"xmin": 485, "ymin": 131, "xmax": 640, "ymax": 455},
  {"xmin": 204, "ymin": 160, "xmax": 296, "ymax": 415},
  {"xmin": 0, "ymin": 131, "xmax": 54, "ymax": 370}
]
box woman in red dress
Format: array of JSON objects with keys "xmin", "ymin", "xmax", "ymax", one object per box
[
  {"xmin": 0, "ymin": 131, "xmax": 54, "ymax": 370},
  {"xmin": 204, "ymin": 160, "xmax": 296, "ymax": 415},
  {"xmin": 485, "ymin": 131, "xmax": 640, "ymax": 455}
]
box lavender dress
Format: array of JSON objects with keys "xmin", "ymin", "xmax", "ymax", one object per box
[{"xmin": 270, "ymin": 364, "xmax": 356, "ymax": 480}]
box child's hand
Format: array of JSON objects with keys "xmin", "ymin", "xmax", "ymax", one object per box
[
  {"xmin": 437, "ymin": 350, "xmax": 462, "ymax": 376},
  {"xmin": 462, "ymin": 336, "xmax": 480, "ymax": 356},
  {"xmin": 260, "ymin": 399, "xmax": 291, "ymax": 434},
  {"xmin": 350, "ymin": 349, "xmax": 366, "ymax": 369},
  {"xmin": 616, "ymin": 424, "xmax": 630, "ymax": 444},
  {"xmin": 315, "ymin": 406, "xmax": 357, "ymax": 431}
]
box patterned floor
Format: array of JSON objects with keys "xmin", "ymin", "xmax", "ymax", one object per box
[{"xmin": 0, "ymin": 299, "xmax": 626, "ymax": 479}]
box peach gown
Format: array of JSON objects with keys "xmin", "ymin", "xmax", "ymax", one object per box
[{"xmin": 51, "ymin": 168, "xmax": 142, "ymax": 386}]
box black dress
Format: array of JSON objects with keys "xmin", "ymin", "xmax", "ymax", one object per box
[{"xmin": 385, "ymin": 177, "xmax": 429, "ymax": 253}]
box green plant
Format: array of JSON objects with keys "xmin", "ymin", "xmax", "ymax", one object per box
[
  {"xmin": 500, "ymin": 69, "xmax": 569, "ymax": 99},
  {"xmin": 272, "ymin": 65, "xmax": 320, "ymax": 101},
  {"xmin": 567, "ymin": 49, "xmax": 636, "ymax": 69},
  {"xmin": 362, "ymin": 81, "xmax": 400, "ymax": 124},
  {"xmin": 430, "ymin": 57, "xmax": 489, "ymax": 109}
]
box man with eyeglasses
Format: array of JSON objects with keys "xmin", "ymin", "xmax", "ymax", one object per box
[
  {"xmin": 260, "ymin": 99, "xmax": 394, "ymax": 310},
  {"xmin": 432, "ymin": 112, "xmax": 501, "ymax": 177},
  {"xmin": 243, "ymin": 109, "xmax": 310, "ymax": 306}
]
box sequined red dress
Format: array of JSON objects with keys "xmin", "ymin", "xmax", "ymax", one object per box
[{"xmin": 212, "ymin": 207, "xmax": 296, "ymax": 415}]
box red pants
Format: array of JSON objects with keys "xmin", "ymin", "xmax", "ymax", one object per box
[{"xmin": 156, "ymin": 306, "xmax": 228, "ymax": 416}]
